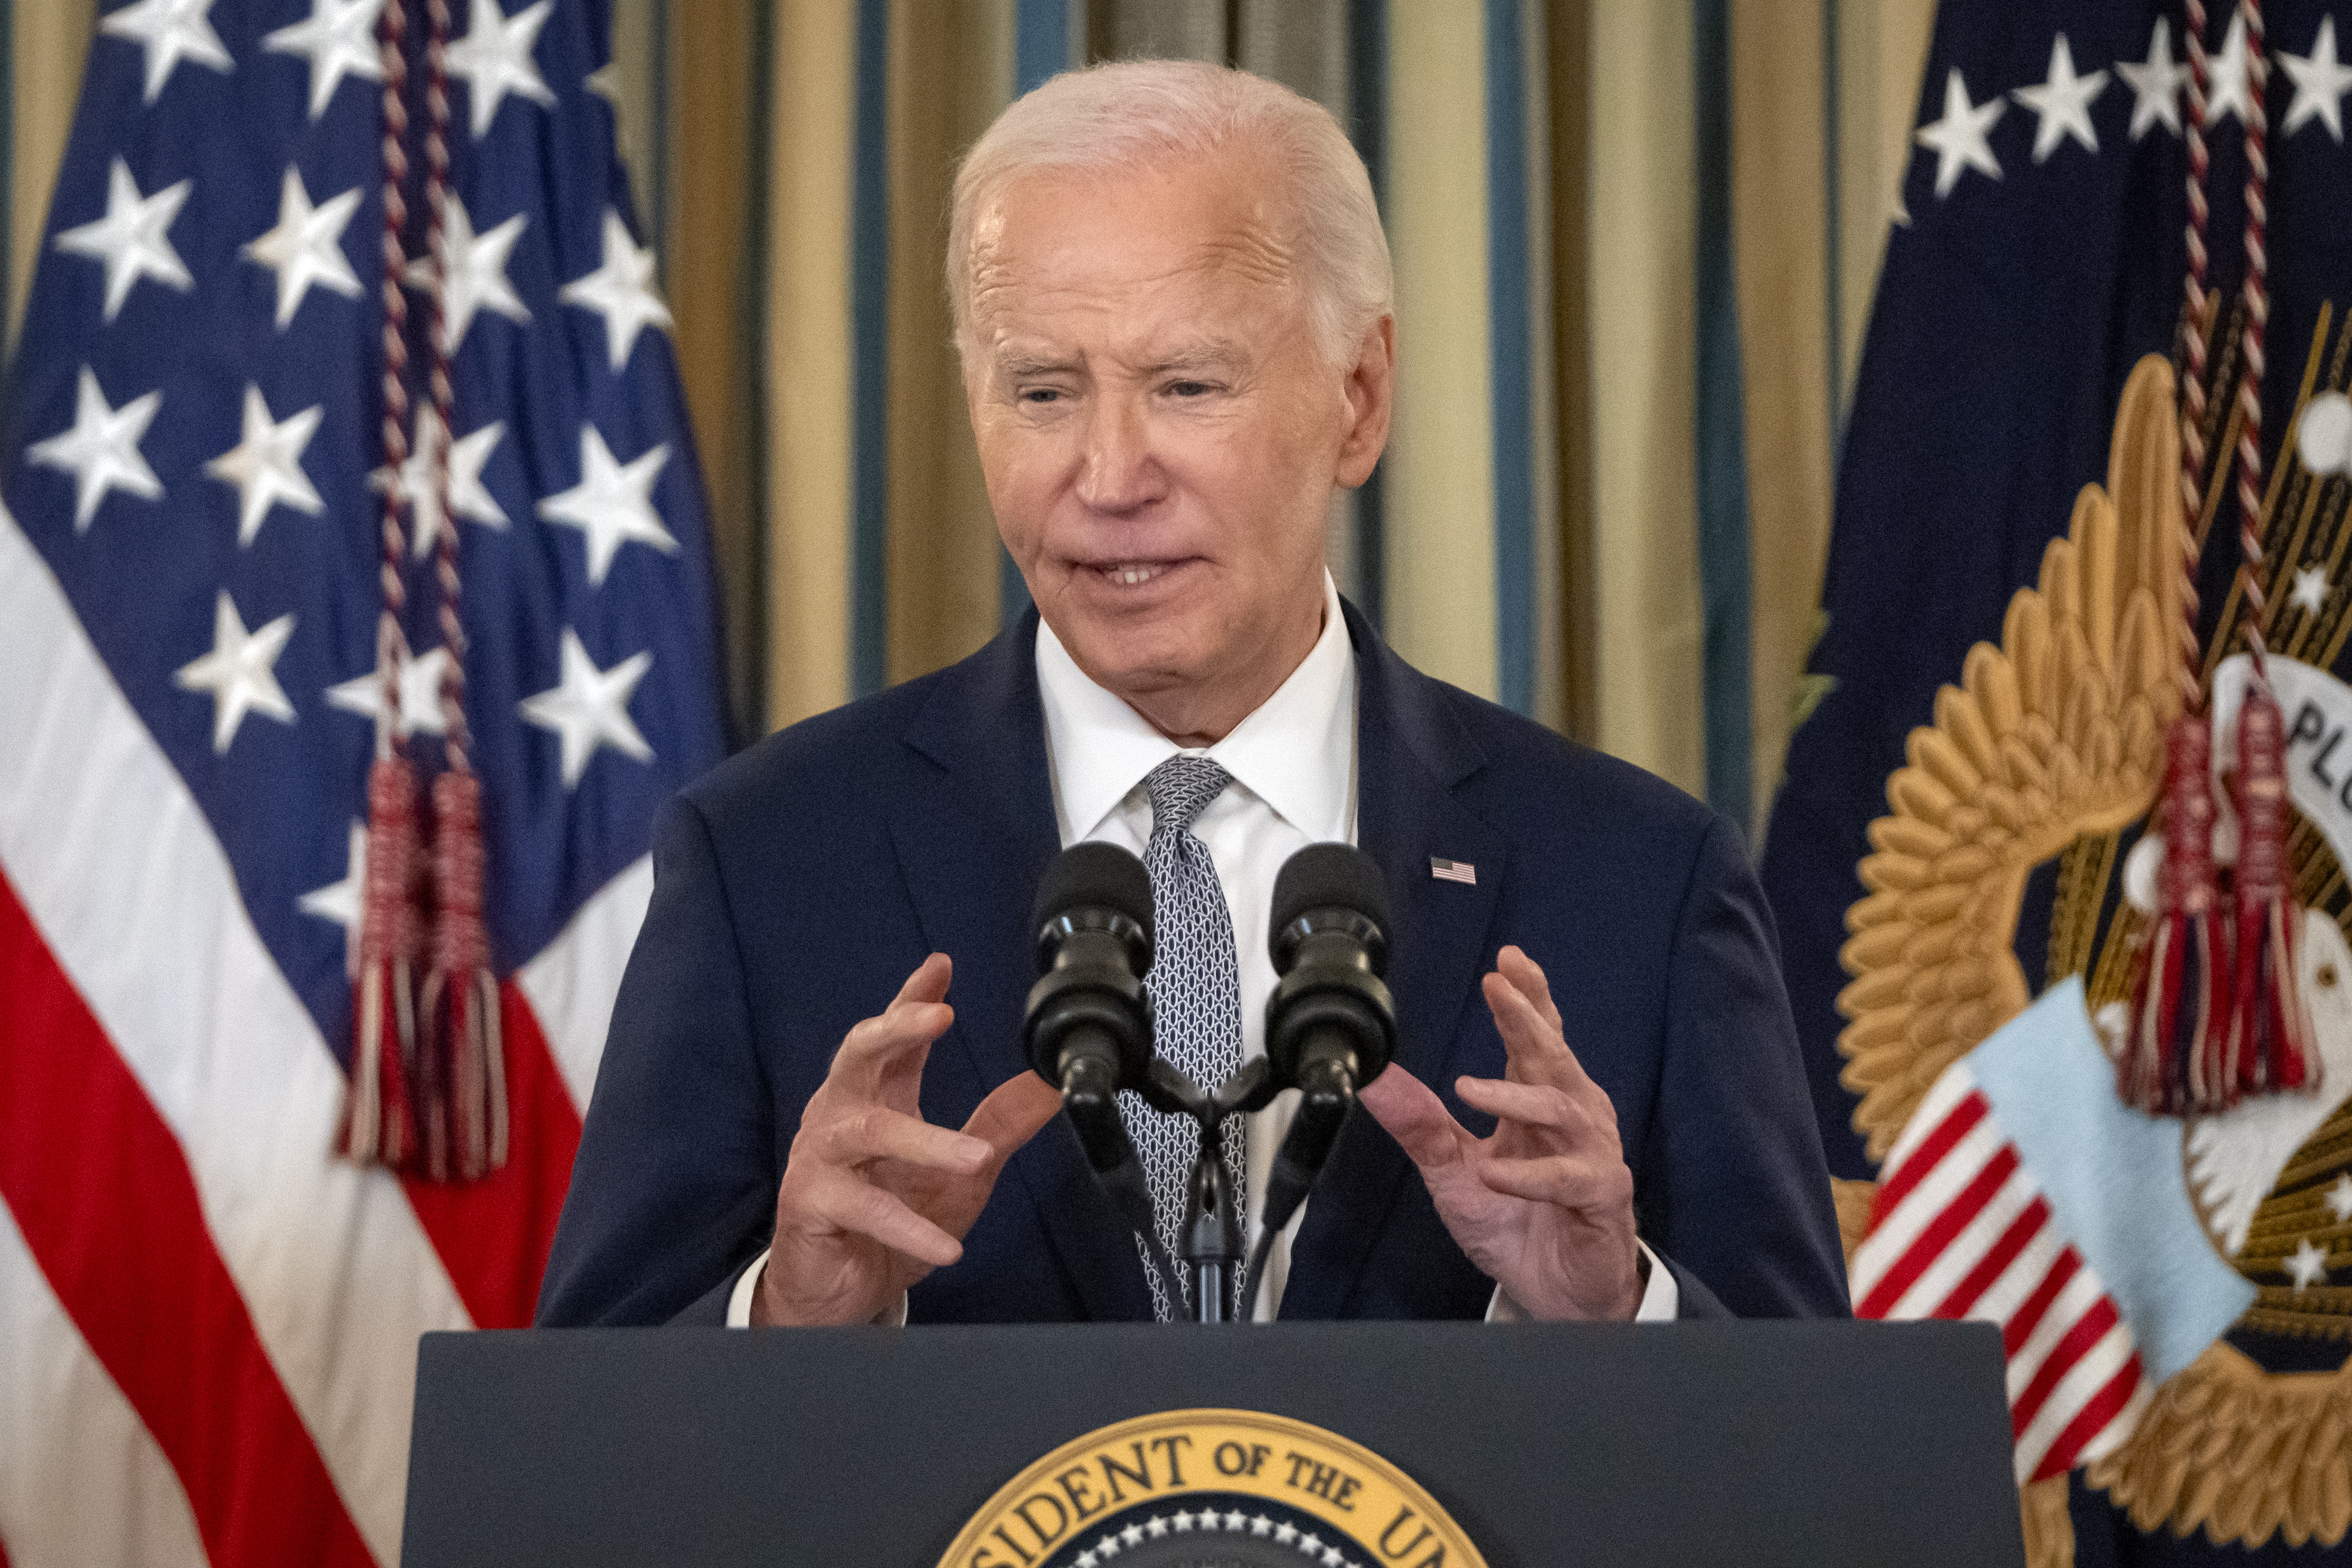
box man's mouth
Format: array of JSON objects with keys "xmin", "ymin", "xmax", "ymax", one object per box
[{"xmin": 1095, "ymin": 560, "xmax": 1175, "ymax": 586}]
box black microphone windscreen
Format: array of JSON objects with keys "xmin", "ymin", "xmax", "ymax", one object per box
[
  {"xmin": 1270, "ymin": 843, "xmax": 1390, "ymax": 941},
  {"xmin": 1032, "ymin": 841, "xmax": 1154, "ymax": 933}
]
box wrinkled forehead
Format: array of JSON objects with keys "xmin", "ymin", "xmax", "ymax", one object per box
[{"xmin": 963, "ymin": 150, "xmax": 1301, "ymax": 343}]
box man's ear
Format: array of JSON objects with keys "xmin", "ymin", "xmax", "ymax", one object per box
[{"xmin": 1336, "ymin": 314, "xmax": 1395, "ymax": 489}]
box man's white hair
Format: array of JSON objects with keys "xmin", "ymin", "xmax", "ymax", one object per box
[{"xmin": 949, "ymin": 59, "xmax": 1393, "ymax": 367}]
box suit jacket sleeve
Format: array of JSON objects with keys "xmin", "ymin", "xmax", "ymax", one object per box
[
  {"xmin": 1639, "ymin": 816, "xmax": 1851, "ymax": 1318},
  {"xmin": 1662, "ymin": 1255, "xmax": 1729, "ymax": 1318},
  {"xmin": 536, "ymin": 795, "xmax": 779, "ymax": 1326}
]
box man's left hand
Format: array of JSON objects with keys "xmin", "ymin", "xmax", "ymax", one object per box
[{"xmin": 1358, "ymin": 945, "xmax": 1642, "ymax": 1320}]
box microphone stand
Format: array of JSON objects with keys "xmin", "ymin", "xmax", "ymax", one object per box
[
  {"xmin": 1182, "ymin": 1121, "xmax": 1240, "ymax": 1323},
  {"xmin": 1135, "ymin": 1056, "xmax": 1344, "ymax": 1325},
  {"xmin": 1176, "ymin": 1059, "xmax": 1280, "ymax": 1324}
]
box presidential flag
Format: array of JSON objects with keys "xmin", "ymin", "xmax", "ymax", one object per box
[
  {"xmin": 0, "ymin": 2, "xmax": 725, "ymax": 1562},
  {"xmin": 1762, "ymin": 0, "xmax": 2287, "ymax": 1179},
  {"xmin": 1759, "ymin": 0, "xmax": 2352, "ymax": 1555}
]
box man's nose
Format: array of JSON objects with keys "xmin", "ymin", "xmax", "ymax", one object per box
[{"xmin": 1073, "ymin": 395, "xmax": 1165, "ymax": 514}]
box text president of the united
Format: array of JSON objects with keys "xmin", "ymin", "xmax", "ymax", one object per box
[{"xmin": 536, "ymin": 59, "xmax": 1848, "ymax": 1329}]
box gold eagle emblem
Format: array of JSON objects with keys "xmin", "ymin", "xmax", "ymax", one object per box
[{"xmin": 1837, "ymin": 329, "xmax": 2352, "ymax": 1562}]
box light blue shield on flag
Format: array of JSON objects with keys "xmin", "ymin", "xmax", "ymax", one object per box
[{"xmin": 1968, "ymin": 977, "xmax": 2255, "ymax": 1382}]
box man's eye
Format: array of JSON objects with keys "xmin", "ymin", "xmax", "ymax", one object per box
[
  {"xmin": 1019, "ymin": 388, "xmax": 1062, "ymax": 404},
  {"xmin": 1166, "ymin": 381, "xmax": 1211, "ymax": 398}
]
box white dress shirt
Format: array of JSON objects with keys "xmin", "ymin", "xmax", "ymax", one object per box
[{"xmin": 728, "ymin": 573, "xmax": 1674, "ymax": 1325}]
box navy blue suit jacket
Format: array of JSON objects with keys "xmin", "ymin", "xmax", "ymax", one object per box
[{"xmin": 536, "ymin": 603, "xmax": 1850, "ymax": 1327}]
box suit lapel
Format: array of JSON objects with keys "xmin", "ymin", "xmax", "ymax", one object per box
[
  {"xmin": 890, "ymin": 615, "xmax": 1155, "ymax": 1322},
  {"xmin": 1280, "ymin": 603, "xmax": 1508, "ymax": 1319}
]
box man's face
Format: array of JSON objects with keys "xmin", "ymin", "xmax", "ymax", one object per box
[{"xmin": 963, "ymin": 148, "xmax": 1390, "ymax": 741}]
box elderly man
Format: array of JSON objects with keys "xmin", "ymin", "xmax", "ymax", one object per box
[{"xmin": 537, "ymin": 60, "xmax": 1846, "ymax": 1329}]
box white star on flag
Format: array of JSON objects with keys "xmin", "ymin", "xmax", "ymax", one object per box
[
  {"xmin": 2292, "ymin": 566, "xmax": 2331, "ymax": 617},
  {"xmin": 54, "ymin": 157, "xmax": 193, "ymax": 322},
  {"xmin": 241, "ymin": 166, "xmax": 364, "ymax": 329},
  {"xmin": 536, "ymin": 426, "xmax": 677, "ymax": 585},
  {"xmin": 298, "ymin": 820, "xmax": 368, "ymax": 976},
  {"xmin": 2119, "ymin": 19, "xmax": 2189, "ymax": 139},
  {"xmin": 326, "ymin": 646, "xmax": 451, "ymax": 739},
  {"xmin": 100, "ymin": 0, "xmax": 233, "ymax": 103},
  {"xmin": 204, "ymin": 385, "xmax": 325, "ymax": 546},
  {"xmin": 263, "ymin": 0, "xmax": 388, "ymax": 120},
  {"xmin": 2327, "ymin": 1173, "xmax": 2352, "ymax": 1225},
  {"xmin": 2205, "ymin": 11, "xmax": 2257, "ymax": 127},
  {"xmin": 2012, "ymin": 34, "xmax": 2107, "ymax": 162},
  {"xmin": 405, "ymin": 193, "xmax": 531, "ymax": 352},
  {"xmin": 447, "ymin": 0, "xmax": 556, "ymax": 138},
  {"xmin": 560, "ymin": 208, "xmax": 673, "ymax": 371},
  {"xmin": 28, "ymin": 366, "xmax": 163, "ymax": 533},
  {"xmin": 1917, "ymin": 69, "xmax": 2005, "ymax": 198},
  {"xmin": 369, "ymin": 407, "xmax": 510, "ymax": 557},
  {"xmin": 2286, "ymin": 1236, "xmax": 2330, "ymax": 1290},
  {"xmin": 173, "ymin": 591, "xmax": 298, "ymax": 754},
  {"xmin": 521, "ymin": 629, "xmax": 654, "ymax": 788},
  {"xmin": 2282, "ymin": 16, "xmax": 2352, "ymax": 141}
]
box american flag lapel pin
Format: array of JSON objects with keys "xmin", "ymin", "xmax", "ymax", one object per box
[{"xmin": 1429, "ymin": 857, "xmax": 1476, "ymax": 885}]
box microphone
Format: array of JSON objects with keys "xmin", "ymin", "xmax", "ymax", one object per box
[
  {"xmin": 1265, "ymin": 843, "xmax": 1397, "ymax": 1101},
  {"xmin": 1023, "ymin": 845, "xmax": 1173, "ymax": 1277},
  {"xmin": 1248, "ymin": 844, "xmax": 1398, "ymax": 1314},
  {"xmin": 1025, "ymin": 842, "xmax": 1155, "ymax": 1131}
]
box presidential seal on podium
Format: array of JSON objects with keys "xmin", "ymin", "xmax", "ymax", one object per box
[{"xmin": 939, "ymin": 1409, "xmax": 1486, "ymax": 1568}]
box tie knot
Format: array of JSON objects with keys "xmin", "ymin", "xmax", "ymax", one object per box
[{"xmin": 1144, "ymin": 755, "xmax": 1231, "ymax": 835}]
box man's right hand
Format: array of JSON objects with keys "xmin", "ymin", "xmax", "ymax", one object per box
[{"xmin": 752, "ymin": 953, "xmax": 1063, "ymax": 1326}]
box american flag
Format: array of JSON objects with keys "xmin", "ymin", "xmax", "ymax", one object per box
[
  {"xmin": 0, "ymin": 2, "xmax": 724, "ymax": 1562},
  {"xmin": 1428, "ymin": 856, "xmax": 1475, "ymax": 885},
  {"xmin": 1848, "ymin": 979, "xmax": 2256, "ymax": 1485}
]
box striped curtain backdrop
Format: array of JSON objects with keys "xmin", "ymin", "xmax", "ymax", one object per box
[{"xmin": 0, "ymin": 0, "xmax": 1934, "ymax": 824}]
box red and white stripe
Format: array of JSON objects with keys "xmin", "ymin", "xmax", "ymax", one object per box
[
  {"xmin": 1851, "ymin": 1063, "xmax": 2152, "ymax": 1483},
  {"xmin": 0, "ymin": 506, "xmax": 641, "ymax": 1564},
  {"xmin": 0, "ymin": 1199, "xmax": 205, "ymax": 1568}
]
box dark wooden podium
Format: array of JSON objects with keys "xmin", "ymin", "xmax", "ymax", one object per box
[{"xmin": 401, "ymin": 1318, "xmax": 2021, "ymax": 1567}]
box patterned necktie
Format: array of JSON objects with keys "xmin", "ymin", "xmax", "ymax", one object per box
[{"xmin": 1129, "ymin": 755, "xmax": 1250, "ymax": 1320}]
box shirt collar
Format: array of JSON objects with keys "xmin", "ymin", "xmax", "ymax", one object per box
[{"xmin": 1035, "ymin": 573, "xmax": 1356, "ymax": 844}]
